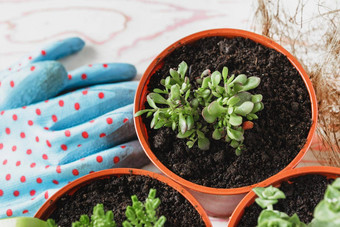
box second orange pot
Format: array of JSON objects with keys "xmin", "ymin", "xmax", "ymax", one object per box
[
  {"xmin": 134, "ymin": 29, "xmax": 318, "ymax": 217},
  {"xmin": 35, "ymin": 168, "xmax": 212, "ymax": 226}
]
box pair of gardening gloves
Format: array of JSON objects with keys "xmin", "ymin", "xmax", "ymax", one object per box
[{"xmin": 0, "ymin": 38, "xmax": 149, "ymax": 218}]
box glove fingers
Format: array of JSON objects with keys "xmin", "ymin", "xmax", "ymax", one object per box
[
  {"xmin": 30, "ymin": 81, "xmax": 137, "ymax": 130},
  {"xmin": 0, "ymin": 140, "xmax": 148, "ymax": 218},
  {"xmin": 5, "ymin": 37, "xmax": 85, "ymax": 73},
  {"xmin": 63, "ymin": 63, "xmax": 137, "ymax": 91},
  {"xmin": 56, "ymin": 140, "xmax": 147, "ymax": 175},
  {"xmin": 0, "ymin": 61, "xmax": 67, "ymax": 110},
  {"xmin": 51, "ymin": 104, "xmax": 136, "ymax": 165}
]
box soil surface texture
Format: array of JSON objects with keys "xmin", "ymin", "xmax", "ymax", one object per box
[
  {"xmin": 143, "ymin": 36, "xmax": 312, "ymax": 188},
  {"xmin": 48, "ymin": 174, "xmax": 205, "ymax": 227},
  {"xmin": 237, "ymin": 174, "xmax": 334, "ymax": 226}
]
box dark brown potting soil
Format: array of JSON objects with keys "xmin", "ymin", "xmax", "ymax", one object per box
[
  {"xmin": 48, "ymin": 174, "xmax": 205, "ymax": 227},
  {"xmin": 237, "ymin": 174, "xmax": 334, "ymax": 226},
  {"xmin": 143, "ymin": 36, "xmax": 312, "ymax": 188}
]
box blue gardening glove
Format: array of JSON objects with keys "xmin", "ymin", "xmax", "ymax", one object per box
[{"xmin": 0, "ymin": 38, "xmax": 148, "ymax": 218}]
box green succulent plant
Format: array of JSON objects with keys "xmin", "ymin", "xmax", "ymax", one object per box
[
  {"xmin": 135, "ymin": 61, "xmax": 209, "ymax": 151},
  {"xmin": 47, "ymin": 188, "xmax": 166, "ymax": 227},
  {"xmin": 135, "ymin": 61, "xmax": 264, "ymax": 155},
  {"xmin": 196, "ymin": 66, "xmax": 263, "ymax": 155}
]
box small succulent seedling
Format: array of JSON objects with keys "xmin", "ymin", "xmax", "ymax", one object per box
[
  {"xmin": 47, "ymin": 188, "xmax": 166, "ymax": 227},
  {"xmin": 310, "ymin": 178, "xmax": 340, "ymax": 226},
  {"xmin": 253, "ymin": 178, "xmax": 340, "ymax": 227},
  {"xmin": 253, "ymin": 186, "xmax": 306, "ymax": 227},
  {"xmin": 135, "ymin": 61, "xmax": 264, "ymax": 154},
  {"xmin": 123, "ymin": 188, "xmax": 166, "ymax": 227},
  {"xmin": 253, "ymin": 186, "xmax": 286, "ymax": 210}
]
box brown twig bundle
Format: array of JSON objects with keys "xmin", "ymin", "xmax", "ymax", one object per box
[{"xmin": 252, "ymin": 0, "xmax": 340, "ymax": 166}]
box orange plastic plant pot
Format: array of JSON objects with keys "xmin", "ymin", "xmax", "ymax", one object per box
[
  {"xmin": 228, "ymin": 166, "xmax": 340, "ymax": 226},
  {"xmin": 34, "ymin": 168, "xmax": 212, "ymax": 227},
  {"xmin": 134, "ymin": 28, "xmax": 318, "ymax": 217}
]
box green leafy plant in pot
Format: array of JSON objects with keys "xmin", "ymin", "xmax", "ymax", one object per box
[{"xmin": 135, "ymin": 61, "xmax": 264, "ymax": 156}]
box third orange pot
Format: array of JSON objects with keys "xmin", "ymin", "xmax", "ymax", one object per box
[{"xmin": 228, "ymin": 166, "xmax": 340, "ymax": 226}]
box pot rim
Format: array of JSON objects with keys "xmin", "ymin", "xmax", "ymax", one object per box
[
  {"xmin": 34, "ymin": 168, "xmax": 212, "ymax": 227},
  {"xmin": 228, "ymin": 166, "xmax": 340, "ymax": 227},
  {"xmin": 134, "ymin": 28, "xmax": 318, "ymax": 195}
]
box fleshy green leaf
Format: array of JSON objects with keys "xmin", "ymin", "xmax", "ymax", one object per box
[
  {"xmin": 149, "ymin": 93, "xmax": 168, "ymax": 104},
  {"xmin": 202, "ymin": 76, "xmax": 211, "ymax": 89},
  {"xmin": 135, "ymin": 109, "xmax": 154, "ymax": 117},
  {"xmin": 198, "ymin": 137, "xmax": 210, "ymax": 150},
  {"xmin": 186, "ymin": 115, "xmax": 194, "ymax": 130},
  {"xmin": 227, "ymin": 127, "xmax": 244, "ymax": 141},
  {"xmin": 227, "ymin": 96, "xmax": 241, "ymax": 106},
  {"xmin": 179, "ymin": 113, "xmax": 187, "ymax": 134},
  {"xmin": 196, "ymin": 130, "xmax": 205, "ymax": 139},
  {"xmin": 247, "ymin": 113, "xmax": 258, "ymax": 120},
  {"xmin": 241, "ymin": 76, "xmax": 261, "ymax": 91},
  {"xmin": 201, "ymin": 69, "xmax": 210, "ymax": 78},
  {"xmin": 185, "ymin": 89, "xmax": 190, "ymax": 101},
  {"xmin": 170, "ymin": 84, "xmax": 181, "ymax": 101},
  {"xmin": 155, "ymin": 216, "xmax": 167, "ymax": 227},
  {"xmin": 146, "ymin": 111, "xmax": 153, "ymax": 118},
  {"xmin": 222, "ymin": 67, "xmax": 228, "ymax": 82},
  {"xmin": 172, "ymin": 121, "xmax": 176, "ymax": 131},
  {"xmin": 208, "ymin": 101, "xmax": 226, "ymax": 116},
  {"xmin": 186, "ymin": 141, "xmax": 195, "ymax": 148},
  {"xmin": 228, "ymin": 106, "xmax": 234, "ymax": 115},
  {"xmin": 230, "ymin": 140, "xmax": 240, "ymax": 148},
  {"xmin": 165, "ymin": 76, "xmax": 172, "ymax": 87},
  {"xmin": 177, "ymin": 129, "xmax": 195, "ymax": 138},
  {"xmin": 234, "ymin": 101, "xmax": 254, "ymax": 116},
  {"xmin": 150, "ymin": 110, "xmax": 159, "ymax": 128},
  {"xmin": 169, "ymin": 68, "xmax": 180, "ymax": 83},
  {"xmin": 147, "ymin": 95, "xmax": 158, "ymax": 109},
  {"xmin": 252, "ymin": 94, "xmax": 263, "ymax": 103},
  {"xmin": 233, "ymin": 92, "xmax": 252, "ymax": 107},
  {"xmin": 235, "ymin": 147, "xmax": 242, "ymax": 156},
  {"xmin": 227, "ymin": 74, "xmax": 235, "ymax": 85},
  {"xmin": 232, "ymin": 74, "xmax": 247, "ymax": 85},
  {"xmin": 153, "ymin": 88, "xmax": 168, "ymax": 94},
  {"xmin": 229, "ymin": 114, "xmax": 243, "ymax": 126},
  {"xmin": 202, "ymin": 107, "xmax": 217, "ymax": 123},
  {"xmin": 252, "ymin": 102, "xmax": 263, "ymax": 113},
  {"xmin": 212, "ymin": 128, "xmax": 222, "ymax": 140},
  {"xmin": 178, "ymin": 61, "xmax": 188, "ymax": 79},
  {"xmin": 202, "ymin": 89, "xmax": 211, "ymax": 98},
  {"xmin": 154, "ymin": 119, "xmax": 165, "ymax": 129},
  {"xmin": 332, "ymin": 178, "xmax": 340, "ymax": 189},
  {"xmin": 211, "ymin": 71, "xmax": 222, "ymax": 87}
]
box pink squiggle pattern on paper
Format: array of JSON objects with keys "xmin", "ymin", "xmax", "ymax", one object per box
[
  {"xmin": 117, "ymin": 0, "xmax": 223, "ymax": 56},
  {"xmin": 1, "ymin": 6, "xmax": 130, "ymax": 45}
]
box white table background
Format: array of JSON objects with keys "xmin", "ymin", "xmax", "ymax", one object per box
[{"xmin": 0, "ymin": 0, "xmax": 324, "ymax": 226}]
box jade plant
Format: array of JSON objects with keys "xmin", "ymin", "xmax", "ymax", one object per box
[
  {"xmin": 253, "ymin": 178, "xmax": 340, "ymax": 227},
  {"xmin": 135, "ymin": 61, "xmax": 263, "ymax": 155},
  {"xmin": 47, "ymin": 188, "xmax": 166, "ymax": 227}
]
